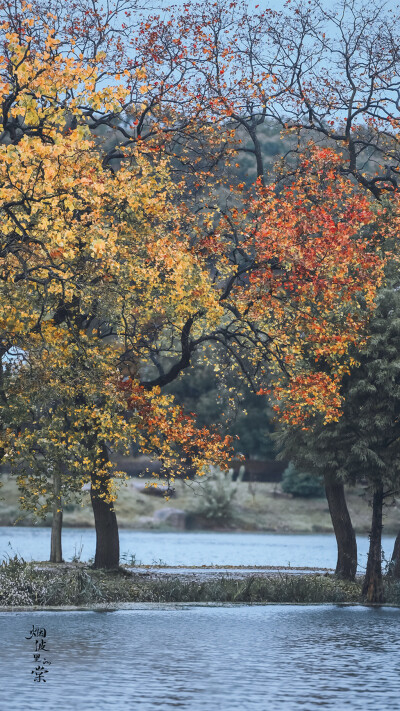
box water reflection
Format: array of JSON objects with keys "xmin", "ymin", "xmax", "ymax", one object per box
[{"xmin": 2, "ymin": 606, "xmax": 399, "ymax": 710}]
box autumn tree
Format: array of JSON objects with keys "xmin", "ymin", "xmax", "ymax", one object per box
[
  {"xmin": 0, "ymin": 21, "xmax": 234, "ymax": 567},
  {"xmin": 0, "ymin": 2, "xmax": 390, "ymax": 571},
  {"xmin": 139, "ymin": 0, "xmax": 400, "ymax": 192}
]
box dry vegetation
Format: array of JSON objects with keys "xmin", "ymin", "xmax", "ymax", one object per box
[{"xmin": 2, "ymin": 556, "xmax": 400, "ymax": 607}]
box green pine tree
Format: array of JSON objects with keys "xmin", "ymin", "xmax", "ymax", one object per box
[{"xmin": 276, "ymin": 287, "xmax": 400, "ymax": 600}]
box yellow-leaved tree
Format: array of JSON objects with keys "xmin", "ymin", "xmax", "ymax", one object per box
[
  {"xmin": 0, "ymin": 20, "xmax": 233, "ymax": 567},
  {"xmin": 0, "ymin": 7, "xmax": 388, "ymax": 571}
]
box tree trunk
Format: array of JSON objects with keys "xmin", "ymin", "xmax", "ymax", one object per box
[
  {"xmin": 324, "ymin": 475, "xmax": 357, "ymax": 580},
  {"xmin": 50, "ymin": 469, "xmax": 63, "ymax": 563},
  {"xmin": 362, "ymin": 485, "xmax": 384, "ymax": 603},
  {"xmin": 90, "ymin": 446, "xmax": 120, "ymax": 569},
  {"xmin": 389, "ymin": 530, "xmax": 400, "ymax": 579}
]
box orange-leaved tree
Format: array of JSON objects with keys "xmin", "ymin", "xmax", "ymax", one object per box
[
  {"xmin": 0, "ymin": 6, "xmax": 390, "ymax": 571},
  {"xmin": 246, "ymin": 148, "xmax": 386, "ymax": 425}
]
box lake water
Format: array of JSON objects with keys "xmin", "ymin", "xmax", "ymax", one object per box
[
  {"xmin": 0, "ymin": 527, "xmax": 396, "ymax": 572},
  {"xmin": 2, "ymin": 605, "xmax": 400, "ymax": 710}
]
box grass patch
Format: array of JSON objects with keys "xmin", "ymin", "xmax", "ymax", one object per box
[
  {"xmin": 2, "ymin": 556, "xmax": 395, "ymax": 606},
  {"xmin": 137, "ymin": 575, "xmax": 362, "ymax": 604},
  {"xmin": 1, "ymin": 556, "xmax": 399, "ymax": 607},
  {"xmin": 382, "ymin": 579, "xmax": 400, "ymax": 606}
]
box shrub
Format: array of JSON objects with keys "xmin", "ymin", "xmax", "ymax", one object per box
[
  {"xmin": 194, "ymin": 466, "xmax": 237, "ymax": 523},
  {"xmin": 0, "ymin": 555, "xmax": 47, "ymax": 606},
  {"xmin": 281, "ymin": 462, "xmax": 325, "ymax": 498}
]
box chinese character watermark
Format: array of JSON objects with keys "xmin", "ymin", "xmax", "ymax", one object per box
[{"xmin": 26, "ymin": 624, "xmax": 51, "ymax": 681}]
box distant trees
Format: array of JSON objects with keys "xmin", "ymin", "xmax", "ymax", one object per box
[
  {"xmin": 281, "ymin": 463, "xmax": 325, "ymax": 499},
  {"xmin": 139, "ymin": 0, "xmax": 400, "ymax": 195},
  {"xmin": 164, "ymin": 352, "xmax": 276, "ymax": 460}
]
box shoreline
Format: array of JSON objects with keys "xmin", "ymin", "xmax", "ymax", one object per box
[
  {"xmin": 2, "ymin": 522, "xmax": 400, "ymax": 535},
  {"xmin": 1, "ymin": 601, "xmax": 400, "ymax": 611},
  {"xmin": 2, "ymin": 478, "xmax": 400, "ymax": 535},
  {"xmin": 1, "ymin": 560, "xmax": 400, "ymax": 607}
]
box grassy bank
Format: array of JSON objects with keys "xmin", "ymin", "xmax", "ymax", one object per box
[
  {"xmin": 1, "ymin": 557, "xmax": 400, "ymax": 607},
  {"xmin": 2, "ymin": 474, "xmax": 400, "ymax": 534}
]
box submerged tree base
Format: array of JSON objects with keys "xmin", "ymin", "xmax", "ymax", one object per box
[{"xmin": 2, "ymin": 557, "xmax": 400, "ymax": 606}]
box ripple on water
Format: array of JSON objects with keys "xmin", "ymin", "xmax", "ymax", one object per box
[{"xmin": 1, "ymin": 605, "xmax": 400, "ymax": 710}]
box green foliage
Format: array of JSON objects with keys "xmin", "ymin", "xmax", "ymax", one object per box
[
  {"xmin": 384, "ymin": 580, "xmax": 400, "ymax": 605},
  {"xmin": 120, "ymin": 552, "xmax": 141, "ymax": 567},
  {"xmin": 165, "ymin": 353, "xmax": 276, "ymax": 459},
  {"xmin": 229, "ymin": 392, "xmax": 277, "ymax": 460},
  {"xmin": 277, "ymin": 287, "xmax": 400, "ymax": 493},
  {"xmin": 234, "ymin": 121, "xmax": 295, "ymax": 186},
  {"xmin": 194, "ymin": 466, "xmax": 237, "ymax": 523},
  {"xmin": 281, "ymin": 462, "xmax": 325, "ymax": 498}
]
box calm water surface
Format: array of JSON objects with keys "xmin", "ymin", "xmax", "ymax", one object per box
[
  {"xmin": 0, "ymin": 527, "xmax": 396, "ymax": 572},
  {"xmin": 2, "ymin": 606, "xmax": 399, "ymax": 710}
]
